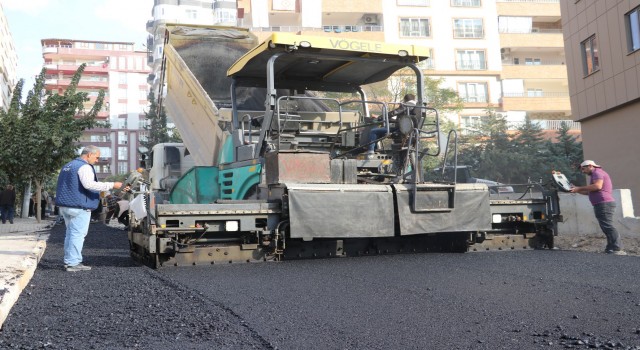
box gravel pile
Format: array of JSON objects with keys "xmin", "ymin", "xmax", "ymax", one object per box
[{"xmin": 0, "ymin": 224, "xmax": 271, "ymax": 350}]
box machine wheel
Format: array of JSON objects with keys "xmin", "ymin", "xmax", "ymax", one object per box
[{"xmin": 534, "ymin": 229, "xmax": 555, "ymax": 250}]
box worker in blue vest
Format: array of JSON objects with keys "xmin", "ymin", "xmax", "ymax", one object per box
[{"xmin": 55, "ymin": 145, "xmax": 127, "ymax": 272}]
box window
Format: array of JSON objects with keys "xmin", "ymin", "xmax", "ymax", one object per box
[
  {"xmin": 456, "ymin": 50, "xmax": 486, "ymax": 70},
  {"xmin": 90, "ymin": 135, "xmax": 109, "ymax": 142},
  {"xmin": 525, "ymin": 58, "xmax": 541, "ymax": 65},
  {"xmin": 453, "ymin": 19, "xmax": 483, "ymax": 38},
  {"xmin": 625, "ymin": 7, "xmax": 640, "ymax": 52},
  {"xmin": 461, "ymin": 115, "xmax": 482, "ymax": 129},
  {"xmin": 98, "ymin": 147, "xmax": 112, "ymax": 158},
  {"xmin": 118, "ymin": 162, "xmax": 129, "ymax": 175},
  {"xmin": 397, "ymin": 0, "xmax": 429, "ymax": 5},
  {"xmin": 273, "ymin": 0, "xmax": 296, "ymax": 10},
  {"xmin": 451, "ymin": 0, "xmax": 480, "ymax": 7},
  {"xmin": 527, "ymin": 88, "xmax": 543, "ymax": 97},
  {"xmin": 581, "ymin": 35, "xmax": 599, "ymax": 76},
  {"xmin": 417, "ymin": 49, "xmax": 434, "ymax": 69},
  {"xmin": 215, "ymin": 9, "xmax": 234, "ymax": 23},
  {"xmin": 118, "ymin": 131, "xmax": 127, "ymax": 145},
  {"xmin": 117, "ymin": 117, "xmax": 128, "ymax": 129},
  {"xmin": 186, "ymin": 9, "xmax": 197, "ymax": 20},
  {"xmin": 399, "ymin": 18, "xmax": 430, "ymax": 37},
  {"xmin": 118, "ymin": 147, "xmax": 128, "ymax": 160},
  {"xmin": 458, "ymin": 82, "xmax": 488, "ymax": 102}
]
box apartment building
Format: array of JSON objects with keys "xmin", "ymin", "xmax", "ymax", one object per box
[
  {"xmin": 0, "ymin": 3, "xmax": 18, "ymax": 112},
  {"xmin": 147, "ymin": 0, "xmax": 238, "ymax": 94},
  {"xmin": 146, "ymin": 0, "xmax": 574, "ymax": 138},
  {"xmin": 560, "ymin": 0, "xmax": 640, "ymax": 208},
  {"xmin": 41, "ymin": 39, "xmax": 151, "ymax": 180},
  {"xmin": 497, "ymin": 0, "xmax": 577, "ymax": 138}
]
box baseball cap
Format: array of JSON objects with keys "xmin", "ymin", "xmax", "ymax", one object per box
[{"xmin": 580, "ymin": 160, "xmax": 601, "ymax": 168}]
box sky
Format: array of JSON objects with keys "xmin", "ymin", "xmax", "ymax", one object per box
[{"xmin": 1, "ymin": 0, "xmax": 154, "ymax": 90}]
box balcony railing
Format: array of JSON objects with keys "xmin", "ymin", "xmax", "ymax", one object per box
[
  {"xmin": 499, "ymin": 28, "xmax": 562, "ymax": 34},
  {"xmin": 508, "ymin": 119, "xmax": 580, "ymax": 130},
  {"xmin": 451, "ymin": 0, "xmax": 481, "ymax": 6},
  {"xmin": 250, "ymin": 25, "xmax": 384, "ymax": 33},
  {"xmin": 503, "ymin": 92, "xmax": 569, "ymax": 98},
  {"xmin": 497, "ymin": 0, "xmax": 559, "ymax": 3},
  {"xmin": 462, "ymin": 119, "xmax": 579, "ymax": 135},
  {"xmin": 456, "ymin": 60, "xmax": 487, "ymax": 70},
  {"xmin": 501, "ymin": 59, "xmax": 565, "ymax": 65}
]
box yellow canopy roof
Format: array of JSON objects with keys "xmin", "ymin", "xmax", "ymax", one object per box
[{"xmin": 227, "ymin": 33, "xmax": 430, "ymax": 92}]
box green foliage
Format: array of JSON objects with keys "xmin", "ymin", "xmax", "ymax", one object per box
[
  {"xmin": 140, "ymin": 91, "xmax": 181, "ymax": 162},
  {"xmin": 442, "ymin": 107, "xmax": 584, "ymax": 187},
  {"xmin": 0, "ymin": 64, "xmax": 103, "ymax": 220},
  {"xmin": 362, "ymin": 73, "xmax": 463, "ymax": 114},
  {"xmin": 546, "ymin": 122, "xmax": 585, "ymax": 185}
]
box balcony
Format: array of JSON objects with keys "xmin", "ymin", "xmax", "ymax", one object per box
[
  {"xmin": 41, "ymin": 47, "xmax": 117, "ymax": 59},
  {"xmin": 44, "ymin": 64, "xmax": 109, "ymax": 74},
  {"xmin": 322, "ymin": 0, "xmax": 382, "ymax": 13},
  {"xmin": 500, "ymin": 92, "xmax": 570, "ymax": 111},
  {"xmin": 507, "ymin": 119, "xmax": 580, "ymax": 131},
  {"xmin": 42, "ymin": 47, "xmax": 58, "ymax": 54},
  {"xmin": 496, "ymin": 1, "xmax": 561, "ymax": 17},
  {"xmin": 45, "ymin": 79, "xmax": 109, "ymax": 89},
  {"xmin": 500, "ymin": 31, "xmax": 563, "ymax": 48},
  {"xmin": 501, "ymin": 62, "xmax": 567, "ymax": 79},
  {"xmin": 250, "ymin": 25, "xmax": 385, "ymax": 42}
]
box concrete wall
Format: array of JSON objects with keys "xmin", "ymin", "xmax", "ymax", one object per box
[{"xmin": 558, "ymin": 189, "xmax": 639, "ymax": 237}]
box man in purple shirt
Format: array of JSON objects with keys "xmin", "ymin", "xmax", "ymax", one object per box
[{"xmin": 570, "ymin": 160, "xmax": 626, "ymax": 255}]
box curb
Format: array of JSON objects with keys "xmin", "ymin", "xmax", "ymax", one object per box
[{"xmin": 0, "ymin": 228, "xmax": 51, "ymax": 329}]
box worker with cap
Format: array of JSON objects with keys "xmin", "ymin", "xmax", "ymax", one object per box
[{"xmin": 570, "ymin": 160, "xmax": 626, "ymax": 255}]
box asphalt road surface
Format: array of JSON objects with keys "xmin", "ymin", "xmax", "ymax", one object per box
[{"xmin": 1, "ymin": 224, "xmax": 639, "ymax": 350}]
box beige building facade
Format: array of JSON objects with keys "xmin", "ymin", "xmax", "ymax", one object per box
[
  {"xmin": 147, "ymin": 0, "xmax": 576, "ymax": 136},
  {"xmin": 235, "ymin": 0, "xmax": 575, "ymax": 136},
  {"xmin": 560, "ymin": 0, "xmax": 640, "ymax": 208}
]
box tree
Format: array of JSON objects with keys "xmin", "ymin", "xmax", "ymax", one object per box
[
  {"xmin": 452, "ymin": 108, "xmax": 518, "ymax": 183},
  {"xmin": 140, "ymin": 91, "xmax": 181, "ymax": 166},
  {"xmin": 0, "ymin": 80, "xmax": 25, "ymax": 185},
  {"xmin": 362, "ymin": 72, "xmax": 463, "ymax": 113},
  {"xmin": 546, "ymin": 122, "xmax": 584, "ymax": 185},
  {"xmin": 0, "ymin": 65, "xmax": 104, "ymax": 221},
  {"xmin": 508, "ymin": 117, "xmax": 548, "ymax": 183}
]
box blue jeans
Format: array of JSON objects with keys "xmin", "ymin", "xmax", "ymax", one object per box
[
  {"xmin": 60, "ymin": 207, "xmax": 91, "ymax": 266},
  {"xmin": 593, "ymin": 201, "xmax": 621, "ymax": 251},
  {"xmin": 368, "ymin": 127, "xmax": 395, "ymax": 152},
  {"xmin": 0, "ymin": 205, "xmax": 14, "ymax": 223}
]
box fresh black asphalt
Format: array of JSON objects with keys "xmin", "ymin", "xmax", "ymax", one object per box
[{"xmin": 1, "ymin": 224, "xmax": 639, "ymax": 349}]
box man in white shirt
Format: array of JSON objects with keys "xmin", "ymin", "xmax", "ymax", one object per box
[{"xmin": 55, "ymin": 145, "xmax": 127, "ymax": 272}]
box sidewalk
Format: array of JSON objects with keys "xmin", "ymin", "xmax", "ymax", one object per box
[{"xmin": 0, "ymin": 217, "xmax": 53, "ymax": 328}]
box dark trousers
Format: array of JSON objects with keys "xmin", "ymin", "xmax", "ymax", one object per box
[
  {"xmin": 1, "ymin": 205, "xmax": 14, "ymax": 223},
  {"xmin": 593, "ymin": 201, "xmax": 621, "ymax": 251}
]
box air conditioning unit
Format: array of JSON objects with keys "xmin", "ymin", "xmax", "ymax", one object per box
[
  {"xmin": 363, "ymin": 14, "xmax": 377, "ymax": 24},
  {"xmin": 500, "ymin": 48, "xmax": 511, "ymax": 54}
]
